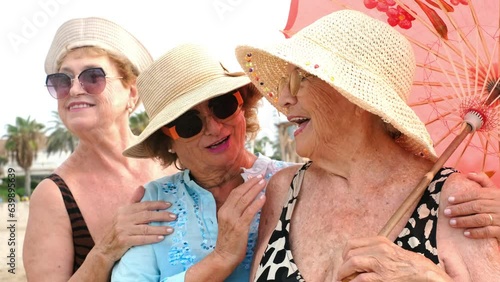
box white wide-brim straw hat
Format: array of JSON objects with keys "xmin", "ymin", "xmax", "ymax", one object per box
[
  {"xmin": 44, "ymin": 17, "xmax": 152, "ymax": 75},
  {"xmin": 235, "ymin": 9, "xmax": 437, "ymax": 161},
  {"xmin": 124, "ymin": 43, "xmax": 251, "ymax": 158}
]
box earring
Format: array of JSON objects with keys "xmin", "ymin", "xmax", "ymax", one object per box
[
  {"xmin": 168, "ymin": 148, "xmax": 175, "ymax": 154},
  {"xmin": 174, "ymin": 160, "xmax": 184, "ymax": 171}
]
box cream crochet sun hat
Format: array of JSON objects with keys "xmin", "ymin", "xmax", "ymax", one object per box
[
  {"xmin": 44, "ymin": 17, "xmax": 152, "ymax": 75},
  {"xmin": 123, "ymin": 43, "xmax": 251, "ymax": 158},
  {"xmin": 235, "ymin": 9, "xmax": 437, "ymax": 161}
]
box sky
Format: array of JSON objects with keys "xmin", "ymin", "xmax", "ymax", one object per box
[{"xmin": 0, "ymin": 0, "xmax": 291, "ymax": 138}]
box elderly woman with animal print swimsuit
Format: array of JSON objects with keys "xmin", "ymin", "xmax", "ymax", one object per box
[{"xmin": 236, "ymin": 10, "xmax": 500, "ymax": 281}]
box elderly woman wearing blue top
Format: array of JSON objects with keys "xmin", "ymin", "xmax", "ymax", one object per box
[{"xmin": 111, "ymin": 43, "xmax": 294, "ymax": 281}]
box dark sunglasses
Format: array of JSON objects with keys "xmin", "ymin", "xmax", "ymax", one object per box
[
  {"xmin": 45, "ymin": 67, "xmax": 123, "ymax": 99},
  {"xmin": 162, "ymin": 91, "xmax": 244, "ymax": 140},
  {"xmin": 277, "ymin": 68, "xmax": 314, "ymax": 97}
]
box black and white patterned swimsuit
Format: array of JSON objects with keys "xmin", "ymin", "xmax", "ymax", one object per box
[{"xmin": 255, "ymin": 161, "xmax": 456, "ymax": 282}]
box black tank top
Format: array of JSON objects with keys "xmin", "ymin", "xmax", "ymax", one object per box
[{"xmin": 48, "ymin": 174, "xmax": 95, "ymax": 273}]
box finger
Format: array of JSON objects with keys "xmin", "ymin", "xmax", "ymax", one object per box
[
  {"xmin": 224, "ymin": 175, "xmax": 265, "ymax": 213},
  {"xmin": 126, "ymin": 209, "xmax": 177, "ymax": 224},
  {"xmin": 466, "ymin": 172, "xmax": 496, "ymax": 189},
  {"xmin": 342, "ymin": 236, "xmax": 389, "ymax": 260},
  {"xmin": 240, "ymin": 193, "xmax": 266, "ymax": 224},
  {"xmin": 130, "ymin": 224, "xmax": 174, "ymax": 236},
  {"xmin": 341, "ymin": 272, "xmax": 379, "ymax": 282},
  {"xmin": 130, "ymin": 185, "xmax": 146, "ymax": 203},
  {"xmin": 343, "ymin": 241, "xmax": 396, "ymax": 262},
  {"xmin": 444, "ymin": 199, "xmax": 498, "ymax": 218},
  {"xmin": 122, "ymin": 200, "xmax": 172, "ymax": 215},
  {"xmin": 447, "ymin": 187, "xmax": 483, "ymax": 205},
  {"xmin": 236, "ymin": 176, "xmax": 266, "ymax": 211},
  {"xmin": 337, "ymin": 255, "xmax": 375, "ymax": 281},
  {"xmin": 464, "ymin": 226, "xmax": 500, "ymax": 241},
  {"xmin": 127, "ymin": 234, "xmax": 170, "ymax": 247},
  {"xmin": 449, "ymin": 213, "xmax": 496, "ymax": 229}
]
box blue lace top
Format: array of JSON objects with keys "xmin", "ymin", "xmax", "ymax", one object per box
[{"xmin": 111, "ymin": 155, "xmax": 295, "ymax": 282}]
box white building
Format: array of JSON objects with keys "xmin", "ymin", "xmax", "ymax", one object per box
[{"xmin": 0, "ymin": 138, "xmax": 71, "ymax": 177}]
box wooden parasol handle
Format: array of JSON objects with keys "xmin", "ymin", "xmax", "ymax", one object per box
[{"xmin": 342, "ymin": 123, "xmax": 472, "ymax": 282}]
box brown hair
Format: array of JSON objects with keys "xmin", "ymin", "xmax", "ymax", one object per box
[{"xmin": 143, "ymin": 83, "xmax": 262, "ymax": 167}]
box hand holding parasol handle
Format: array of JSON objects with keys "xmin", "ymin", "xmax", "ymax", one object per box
[{"xmin": 342, "ymin": 112, "xmax": 483, "ymax": 282}]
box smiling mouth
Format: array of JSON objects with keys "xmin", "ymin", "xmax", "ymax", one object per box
[
  {"xmin": 68, "ymin": 103, "xmax": 95, "ymax": 110},
  {"xmin": 206, "ymin": 136, "xmax": 229, "ymax": 149},
  {"xmin": 289, "ymin": 117, "xmax": 310, "ymax": 125}
]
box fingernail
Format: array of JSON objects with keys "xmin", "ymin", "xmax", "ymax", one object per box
[
  {"xmin": 444, "ymin": 208, "xmax": 451, "ymax": 216},
  {"xmin": 256, "ymin": 174, "xmax": 263, "ymax": 179},
  {"xmin": 169, "ymin": 213, "xmax": 177, "ymax": 219},
  {"xmin": 464, "ymin": 231, "xmax": 471, "ymax": 237},
  {"xmin": 468, "ymin": 172, "xmax": 477, "ymax": 175},
  {"xmin": 158, "ymin": 235, "xmax": 165, "ymax": 240},
  {"xmin": 258, "ymin": 179, "xmax": 265, "ymax": 185},
  {"xmin": 166, "ymin": 227, "xmax": 173, "ymax": 233},
  {"xmin": 450, "ymin": 219, "xmax": 457, "ymax": 226},
  {"xmin": 448, "ymin": 196, "xmax": 455, "ymax": 203}
]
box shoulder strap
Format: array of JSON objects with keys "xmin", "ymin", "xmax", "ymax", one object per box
[
  {"xmin": 394, "ymin": 167, "xmax": 457, "ymax": 264},
  {"xmin": 46, "ymin": 174, "xmax": 95, "ymax": 273}
]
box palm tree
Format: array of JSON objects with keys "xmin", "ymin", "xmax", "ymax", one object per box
[
  {"xmin": 46, "ymin": 111, "xmax": 78, "ymax": 156},
  {"xmin": 0, "ymin": 155, "xmax": 7, "ymax": 177},
  {"xmin": 4, "ymin": 117, "xmax": 45, "ymax": 196},
  {"xmin": 129, "ymin": 111, "xmax": 149, "ymax": 135}
]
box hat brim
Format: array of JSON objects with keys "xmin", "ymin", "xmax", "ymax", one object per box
[
  {"xmin": 236, "ymin": 36, "xmax": 437, "ymax": 161},
  {"xmin": 123, "ymin": 75, "xmax": 250, "ymax": 158}
]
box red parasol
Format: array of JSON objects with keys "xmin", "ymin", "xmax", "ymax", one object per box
[
  {"xmin": 282, "ymin": 0, "xmax": 500, "ymax": 275},
  {"xmin": 283, "ymin": 0, "xmax": 500, "ymax": 186}
]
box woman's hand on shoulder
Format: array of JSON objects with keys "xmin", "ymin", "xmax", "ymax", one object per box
[
  {"xmin": 444, "ymin": 172, "xmax": 500, "ymax": 243},
  {"xmin": 93, "ymin": 186, "xmax": 176, "ymax": 262}
]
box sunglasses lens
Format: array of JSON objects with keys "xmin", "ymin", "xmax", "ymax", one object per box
[
  {"xmin": 167, "ymin": 111, "xmax": 203, "ymax": 139},
  {"xmin": 209, "ymin": 92, "xmax": 240, "ymax": 119},
  {"xmin": 79, "ymin": 68, "xmax": 107, "ymax": 94},
  {"xmin": 289, "ymin": 69, "xmax": 301, "ymax": 97},
  {"xmin": 46, "ymin": 73, "xmax": 71, "ymax": 99},
  {"xmin": 277, "ymin": 77, "xmax": 287, "ymax": 95}
]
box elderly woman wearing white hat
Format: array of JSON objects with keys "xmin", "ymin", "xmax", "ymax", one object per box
[
  {"xmin": 235, "ymin": 10, "xmax": 500, "ymax": 281},
  {"xmin": 111, "ymin": 43, "xmax": 294, "ymax": 281},
  {"xmin": 23, "ymin": 17, "xmax": 177, "ymax": 281}
]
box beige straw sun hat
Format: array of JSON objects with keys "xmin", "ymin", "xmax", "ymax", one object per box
[
  {"xmin": 124, "ymin": 43, "xmax": 251, "ymax": 158},
  {"xmin": 235, "ymin": 9, "xmax": 437, "ymax": 161},
  {"xmin": 44, "ymin": 17, "xmax": 152, "ymax": 75}
]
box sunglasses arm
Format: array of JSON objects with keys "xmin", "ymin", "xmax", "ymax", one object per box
[{"xmin": 161, "ymin": 126, "xmax": 179, "ymax": 140}]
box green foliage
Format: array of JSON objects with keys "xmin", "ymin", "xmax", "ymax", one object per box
[
  {"xmin": 0, "ymin": 174, "xmax": 43, "ymax": 201},
  {"xmin": 46, "ymin": 111, "xmax": 78, "ymax": 156},
  {"xmin": 129, "ymin": 111, "xmax": 150, "ymax": 135},
  {"xmin": 4, "ymin": 116, "xmax": 45, "ymax": 196},
  {"xmin": 0, "ymin": 155, "xmax": 7, "ymax": 166}
]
